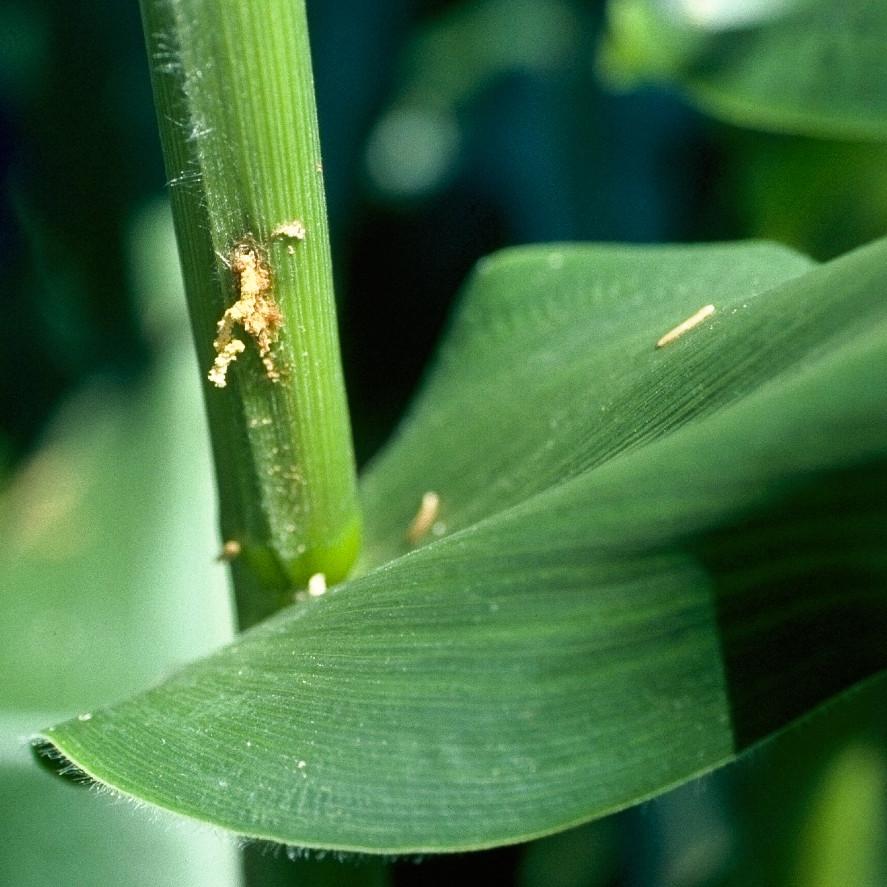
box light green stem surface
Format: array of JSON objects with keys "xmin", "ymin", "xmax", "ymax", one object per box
[{"xmin": 139, "ymin": 0, "xmax": 361, "ymax": 626}]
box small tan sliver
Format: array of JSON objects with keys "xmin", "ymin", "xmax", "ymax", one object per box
[{"xmin": 656, "ymin": 304, "xmax": 716, "ymax": 348}]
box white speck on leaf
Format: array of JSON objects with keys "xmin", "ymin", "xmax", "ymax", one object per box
[{"xmin": 308, "ymin": 573, "xmax": 327, "ymax": 597}]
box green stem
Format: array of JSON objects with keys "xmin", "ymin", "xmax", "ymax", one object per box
[{"xmin": 139, "ymin": 0, "xmax": 361, "ymax": 627}]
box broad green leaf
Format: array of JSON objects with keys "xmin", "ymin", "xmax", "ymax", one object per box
[
  {"xmin": 599, "ymin": 0, "xmax": 887, "ymax": 141},
  {"xmin": 37, "ymin": 238, "xmax": 887, "ymax": 853},
  {"xmin": 0, "ymin": 202, "xmax": 240, "ymax": 886},
  {"xmin": 357, "ymin": 241, "xmax": 814, "ymax": 569}
]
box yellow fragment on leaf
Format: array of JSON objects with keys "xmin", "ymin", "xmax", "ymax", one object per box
[
  {"xmin": 407, "ymin": 491, "xmax": 441, "ymax": 545},
  {"xmin": 217, "ymin": 540, "xmax": 242, "ymax": 562},
  {"xmin": 656, "ymin": 304, "xmax": 716, "ymax": 348}
]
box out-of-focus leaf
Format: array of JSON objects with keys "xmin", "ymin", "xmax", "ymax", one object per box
[
  {"xmin": 518, "ymin": 818, "xmax": 620, "ymax": 887},
  {"xmin": 599, "ymin": 0, "xmax": 887, "ymax": 140},
  {"xmin": 731, "ymin": 135, "xmax": 887, "ymax": 261},
  {"xmin": 707, "ymin": 673, "xmax": 887, "ymax": 887},
  {"xmin": 790, "ymin": 739, "xmax": 887, "ymax": 887},
  {"xmin": 37, "ymin": 237, "xmax": 887, "ymax": 853},
  {"xmin": 0, "ymin": 202, "xmax": 239, "ymax": 886},
  {"xmin": 0, "ymin": 355, "xmax": 231, "ymax": 710}
]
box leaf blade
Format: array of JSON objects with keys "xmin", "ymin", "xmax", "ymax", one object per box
[
  {"xmin": 599, "ymin": 0, "xmax": 887, "ymax": 141},
  {"xmin": 38, "ymin": 238, "xmax": 887, "ymax": 852}
]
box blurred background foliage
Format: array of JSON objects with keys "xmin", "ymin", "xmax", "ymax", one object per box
[{"xmin": 1, "ymin": 0, "xmax": 885, "ymax": 885}]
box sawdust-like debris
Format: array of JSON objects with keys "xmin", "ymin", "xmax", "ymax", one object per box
[
  {"xmin": 271, "ymin": 220, "xmax": 307, "ymax": 255},
  {"xmin": 271, "ymin": 219, "xmax": 307, "ymax": 241},
  {"xmin": 209, "ymin": 240, "xmax": 283, "ymax": 387}
]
